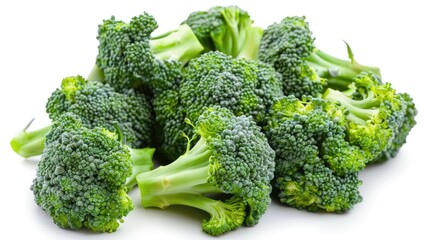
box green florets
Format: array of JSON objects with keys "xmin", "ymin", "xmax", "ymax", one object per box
[
  {"xmin": 96, "ymin": 13, "xmax": 158, "ymax": 91},
  {"xmin": 323, "ymin": 72, "xmax": 408, "ymax": 162},
  {"xmin": 137, "ymin": 107, "xmax": 275, "ymax": 235},
  {"xmin": 182, "ymin": 51, "xmax": 282, "ymax": 127},
  {"xmin": 267, "ymin": 96, "xmax": 364, "ymax": 212},
  {"xmin": 31, "ymin": 113, "xmax": 134, "ymax": 232},
  {"xmin": 373, "ymin": 93, "xmax": 417, "ymax": 162},
  {"xmin": 46, "ymin": 76, "xmax": 153, "ymax": 148},
  {"xmin": 259, "ymin": 16, "xmax": 325, "ymax": 98},
  {"xmin": 156, "ymin": 51, "xmax": 283, "ymax": 161},
  {"xmin": 259, "ymin": 16, "xmax": 381, "ymax": 98},
  {"xmin": 94, "ymin": 12, "xmax": 204, "ymax": 93}
]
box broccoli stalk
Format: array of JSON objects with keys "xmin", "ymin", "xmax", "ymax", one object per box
[
  {"xmin": 236, "ymin": 26, "xmax": 263, "ymax": 60},
  {"xmin": 87, "ymin": 64, "xmax": 105, "ymax": 82},
  {"xmin": 125, "ymin": 147, "xmax": 155, "ymax": 190},
  {"xmin": 10, "ymin": 119, "xmax": 51, "ymax": 158},
  {"xmin": 136, "ymin": 107, "xmax": 275, "ymax": 236},
  {"xmin": 184, "ymin": 6, "xmax": 263, "ymax": 60},
  {"xmin": 150, "ymin": 24, "xmax": 204, "ymax": 65},
  {"xmin": 307, "ymin": 43, "xmax": 381, "ymax": 90},
  {"xmin": 138, "ymin": 138, "xmax": 221, "ymax": 206},
  {"xmin": 323, "ymin": 87, "xmax": 381, "ymax": 125}
]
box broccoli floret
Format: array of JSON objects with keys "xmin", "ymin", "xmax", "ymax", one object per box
[
  {"xmin": 136, "ymin": 107, "xmax": 275, "ymax": 235},
  {"xmin": 184, "ymin": 5, "xmax": 263, "ymax": 59},
  {"xmin": 10, "ymin": 76, "xmax": 153, "ymax": 158},
  {"xmin": 323, "ymin": 72, "xmax": 416, "ymax": 163},
  {"xmin": 323, "ymin": 73, "xmax": 404, "ymax": 159},
  {"xmin": 276, "ymin": 162, "xmax": 362, "ymax": 213},
  {"xmin": 373, "ymin": 92, "xmax": 417, "ymax": 162},
  {"xmin": 156, "ymin": 51, "xmax": 283, "ymax": 161},
  {"xmin": 31, "ymin": 113, "xmax": 154, "ymax": 232},
  {"xmin": 266, "ymin": 96, "xmax": 363, "ymax": 212},
  {"xmin": 258, "ymin": 16, "xmax": 380, "ymax": 98},
  {"xmin": 92, "ymin": 12, "xmax": 204, "ymax": 92}
]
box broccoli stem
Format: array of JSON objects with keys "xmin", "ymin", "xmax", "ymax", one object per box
[
  {"xmin": 10, "ymin": 120, "xmax": 52, "ymax": 158},
  {"xmin": 209, "ymin": 7, "xmax": 243, "ymax": 58},
  {"xmin": 323, "ymin": 88, "xmax": 380, "ymax": 125},
  {"xmin": 150, "ymin": 24, "xmax": 204, "ymax": 65},
  {"xmin": 125, "ymin": 147, "xmax": 156, "ymax": 191},
  {"xmin": 87, "ymin": 64, "xmax": 105, "ymax": 82},
  {"xmin": 162, "ymin": 194, "xmax": 231, "ymax": 213},
  {"xmin": 137, "ymin": 137, "xmax": 226, "ymax": 207},
  {"xmin": 236, "ymin": 26, "xmax": 263, "ymax": 60},
  {"xmin": 306, "ymin": 49, "xmax": 381, "ymax": 91}
]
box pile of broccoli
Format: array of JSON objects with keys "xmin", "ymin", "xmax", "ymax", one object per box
[{"xmin": 10, "ymin": 5, "xmax": 417, "ymax": 236}]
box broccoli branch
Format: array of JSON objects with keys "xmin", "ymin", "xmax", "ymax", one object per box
[
  {"xmin": 125, "ymin": 147, "xmax": 156, "ymax": 190},
  {"xmin": 137, "ymin": 137, "xmax": 217, "ymax": 205},
  {"xmin": 150, "ymin": 24, "xmax": 204, "ymax": 65},
  {"xmin": 136, "ymin": 136, "xmax": 246, "ymax": 236},
  {"xmin": 307, "ymin": 44, "xmax": 381, "ymax": 90},
  {"xmin": 10, "ymin": 119, "xmax": 51, "ymax": 158},
  {"xmin": 323, "ymin": 88, "xmax": 380, "ymax": 125}
]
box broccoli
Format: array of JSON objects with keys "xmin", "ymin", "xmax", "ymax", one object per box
[
  {"xmin": 91, "ymin": 12, "xmax": 204, "ymax": 92},
  {"xmin": 258, "ymin": 16, "xmax": 381, "ymax": 98},
  {"xmin": 184, "ymin": 5, "xmax": 263, "ymax": 60},
  {"xmin": 136, "ymin": 107, "xmax": 275, "ymax": 236},
  {"xmin": 373, "ymin": 92, "xmax": 417, "ymax": 162},
  {"xmin": 266, "ymin": 73, "xmax": 417, "ymax": 212},
  {"xmin": 10, "ymin": 76, "xmax": 153, "ymax": 158},
  {"xmin": 156, "ymin": 51, "xmax": 283, "ymax": 161},
  {"xmin": 31, "ymin": 113, "xmax": 154, "ymax": 232},
  {"xmin": 323, "ymin": 72, "xmax": 416, "ymax": 163},
  {"xmin": 266, "ymin": 96, "xmax": 363, "ymax": 212}
]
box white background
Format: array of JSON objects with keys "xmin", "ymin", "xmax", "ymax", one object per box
[{"xmin": 0, "ymin": 0, "xmax": 427, "ymax": 239}]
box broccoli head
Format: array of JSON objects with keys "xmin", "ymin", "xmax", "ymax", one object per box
[
  {"xmin": 184, "ymin": 5, "xmax": 263, "ymax": 59},
  {"xmin": 93, "ymin": 12, "xmax": 204, "ymax": 92},
  {"xmin": 266, "ymin": 96, "xmax": 364, "ymax": 212},
  {"xmin": 258, "ymin": 16, "xmax": 380, "ymax": 98},
  {"xmin": 136, "ymin": 107, "xmax": 275, "ymax": 235},
  {"xmin": 323, "ymin": 72, "xmax": 416, "ymax": 163},
  {"xmin": 47, "ymin": 76, "xmax": 153, "ymax": 148},
  {"xmin": 156, "ymin": 51, "xmax": 283, "ymax": 161},
  {"xmin": 31, "ymin": 113, "xmax": 154, "ymax": 232},
  {"xmin": 374, "ymin": 92, "xmax": 417, "ymax": 162},
  {"xmin": 11, "ymin": 76, "xmax": 153, "ymax": 158}
]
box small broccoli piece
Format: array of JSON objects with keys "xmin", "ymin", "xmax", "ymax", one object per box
[
  {"xmin": 136, "ymin": 107, "xmax": 275, "ymax": 235},
  {"xmin": 92, "ymin": 12, "xmax": 204, "ymax": 92},
  {"xmin": 373, "ymin": 92, "xmax": 417, "ymax": 162},
  {"xmin": 10, "ymin": 76, "xmax": 153, "ymax": 158},
  {"xmin": 47, "ymin": 76, "xmax": 153, "ymax": 148},
  {"xmin": 323, "ymin": 72, "xmax": 409, "ymax": 162},
  {"xmin": 266, "ymin": 96, "xmax": 363, "ymax": 212},
  {"xmin": 31, "ymin": 113, "xmax": 154, "ymax": 232},
  {"xmin": 181, "ymin": 52, "xmax": 283, "ymax": 123},
  {"xmin": 258, "ymin": 16, "xmax": 380, "ymax": 98},
  {"xmin": 156, "ymin": 51, "xmax": 283, "ymax": 161},
  {"xmin": 184, "ymin": 5, "xmax": 263, "ymax": 59}
]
